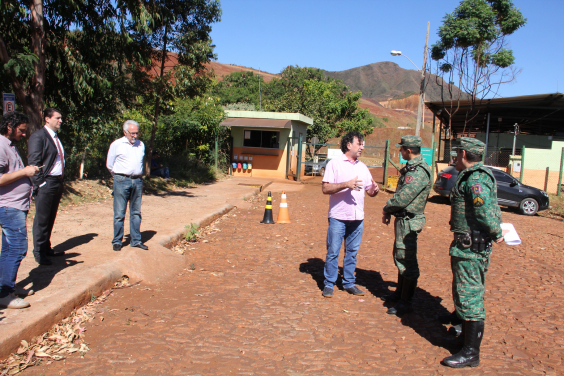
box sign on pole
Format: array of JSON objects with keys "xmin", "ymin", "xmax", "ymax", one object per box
[{"xmin": 3, "ymin": 93, "xmax": 16, "ymax": 115}]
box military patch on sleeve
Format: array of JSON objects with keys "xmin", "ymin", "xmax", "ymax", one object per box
[
  {"xmin": 471, "ymin": 184, "xmax": 483, "ymax": 195},
  {"xmin": 473, "ymin": 196, "xmax": 484, "ymax": 207},
  {"xmin": 405, "ymin": 175, "xmax": 414, "ymax": 183}
]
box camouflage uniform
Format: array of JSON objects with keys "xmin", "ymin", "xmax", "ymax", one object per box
[
  {"xmin": 442, "ymin": 137, "xmax": 503, "ymax": 369},
  {"xmin": 450, "ymin": 157, "xmax": 502, "ymax": 321},
  {"xmin": 383, "ymin": 138, "xmax": 432, "ymax": 281}
]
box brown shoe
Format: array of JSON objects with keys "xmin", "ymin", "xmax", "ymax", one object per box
[{"xmin": 0, "ymin": 293, "xmax": 30, "ymax": 309}]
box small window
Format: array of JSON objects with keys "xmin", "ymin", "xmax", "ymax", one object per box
[
  {"xmin": 243, "ymin": 130, "xmax": 280, "ymax": 148},
  {"xmin": 491, "ymin": 169, "xmax": 514, "ymax": 183}
]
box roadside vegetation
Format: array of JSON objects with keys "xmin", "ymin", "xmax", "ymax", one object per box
[{"xmin": 539, "ymin": 194, "xmax": 564, "ymax": 220}]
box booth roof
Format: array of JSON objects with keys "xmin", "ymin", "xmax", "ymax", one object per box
[{"xmin": 220, "ymin": 118, "xmax": 293, "ymax": 128}]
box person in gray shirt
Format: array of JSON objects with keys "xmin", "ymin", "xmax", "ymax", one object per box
[{"xmin": 0, "ymin": 112, "xmax": 39, "ymax": 309}]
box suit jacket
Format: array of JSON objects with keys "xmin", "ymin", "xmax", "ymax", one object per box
[{"xmin": 28, "ymin": 127, "xmax": 64, "ymax": 188}]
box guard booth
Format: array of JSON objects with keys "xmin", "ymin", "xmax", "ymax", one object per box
[{"xmin": 220, "ymin": 111, "xmax": 313, "ymax": 179}]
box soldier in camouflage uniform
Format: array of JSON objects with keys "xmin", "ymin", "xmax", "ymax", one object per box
[
  {"xmin": 381, "ymin": 135, "xmax": 432, "ymax": 315},
  {"xmin": 441, "ymin": 137, "xmax": 506, "ymax": 369}
]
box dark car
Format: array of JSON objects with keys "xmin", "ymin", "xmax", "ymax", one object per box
[
  {"xmin": 433, "ymin": 165, "xmax": 549, "ymax": 216},
  {"xmin": 304, "ymin": 157, "xmax": 330, "ymax": 176}
]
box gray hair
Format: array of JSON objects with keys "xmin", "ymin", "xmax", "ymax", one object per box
[{"xmin": 123, "ymin": 120, "xmax": 139, "ymax": 132}]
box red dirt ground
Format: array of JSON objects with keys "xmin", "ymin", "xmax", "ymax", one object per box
[{"xmin": 26, "ymin": 180, "xmax": 564, "ymax": 375}]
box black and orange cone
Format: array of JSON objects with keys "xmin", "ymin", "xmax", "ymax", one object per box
[{"xmin": 260, "ymin": 191, "xmax": 275, "ymax": 224}]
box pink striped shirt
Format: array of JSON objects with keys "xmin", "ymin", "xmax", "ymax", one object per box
[{"xmin": 322, "ymin": 154, "xmax": 374, "ymax": 220}]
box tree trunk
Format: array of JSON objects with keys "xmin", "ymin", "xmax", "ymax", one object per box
[
  {"xmin": 145, "ymin": 21, "xmax": 169, "ymax": 177},
  {"xmin": 28, "ymin": 0, "xmax": 46, "ymax": 134}
]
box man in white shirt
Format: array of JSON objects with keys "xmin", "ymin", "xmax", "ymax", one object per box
[{"xmin": 106, "ymin": 120, "xmax": 147, "ymax": 251}]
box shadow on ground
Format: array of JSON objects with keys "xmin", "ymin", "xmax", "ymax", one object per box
[
  {"xmin": 299, "ymin": 257, "xmax": 458, "ymax": 353},
  {"xmin": 52, "ymin": 233, "xmax": 98, "ymax": 253},
  {"xmin": 122, "ymin": 230, "xmax": 157, "ymax": 247},
  {"xmin": 17, "ymin": 253, "xmax": 83, "ymax": 293}
]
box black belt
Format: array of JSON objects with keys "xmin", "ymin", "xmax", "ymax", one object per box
[
  {"xmin": 115, "ymin": 173, "xmax": 143, "ymax": 179},
  {"xmin": 46, "ymin": 175, "xmax": 64, "ymax": 181}
]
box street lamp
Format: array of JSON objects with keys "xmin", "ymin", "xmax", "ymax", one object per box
[{"xmin": 390, "ymin": 22, "xmax": 430, "ymax": 137}]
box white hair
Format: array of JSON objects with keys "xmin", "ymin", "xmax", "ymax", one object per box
[{"xmin": 123, "ymin": 120, "xmax": 139, "ymax": 132}]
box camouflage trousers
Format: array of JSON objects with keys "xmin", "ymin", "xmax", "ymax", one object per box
[
  {"xmin": 393, "ymin": 217, "xmax": 421, "ymax": 280},
  {"xmin": 451, "ymin": 253, "xmax": 490, "ymax": 321}
]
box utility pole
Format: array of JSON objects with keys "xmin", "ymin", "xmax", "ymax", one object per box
[
  {"xmin": 415, "ymin": 21, "xmax": 430, "ymax": 137},
  {"xmin": 258, "ymin": 68, "xmax": 262, "ymax": 111}
]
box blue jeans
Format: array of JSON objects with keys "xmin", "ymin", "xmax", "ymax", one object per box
[
  {"xmin": 113, "ymin": 175, "xmax": 143, "ymax": 246},
  {"xmin": 151, "ymin": 167, "xmax": 169, "ymax": 179},
  {"xmin": 0, "ymin": 207, "xmax": 28, "ymax": 298},
  {"xmin": 324, "ymin": 218, "xmax": 364, "ymax": 289}
]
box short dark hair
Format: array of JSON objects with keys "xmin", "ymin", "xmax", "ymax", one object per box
[
  {"xmin": 0, "ymin": 111, "xmax": 29, "ymax": 136},
  {"xmin": 44, "ymin": 107, "xmax": 62, "ymax": 119},
  {"xmin": 465, "ymin": 150, "xmax": 482, "ymax": 162},
  {"xmin": 340, "ymin": 131, "xmax": 364, "ymax": 153},
  {"xmin": 405, "ymin": 146, "xmax": 421, "ymax": 155}
]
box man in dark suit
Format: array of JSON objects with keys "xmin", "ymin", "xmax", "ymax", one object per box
[{"xmin": 28, "ymin": 108, "xmax": 65, "ymax": 265}]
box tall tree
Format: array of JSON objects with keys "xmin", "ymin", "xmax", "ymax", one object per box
[
  {"xmin": 0, "ymin": 0, "xmax": 156, "ymax": 133},
  {"xmin": 266, "ymin": 66, "xmax": 373, "ymax": 144},
  {"xmin": 431, "ymin": 0, "xmax": 526, "ymax": 135},
  {"xmin": 142, "ymin": 0, "xmax": 221, "ymax": 175}
]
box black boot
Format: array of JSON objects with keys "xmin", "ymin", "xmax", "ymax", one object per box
[
  {"xmin": 387, "ymin": 277, "xmax": 416, "ymax": 315},
  {"xmin": 438, "ymin": 311, "xmax": 462, "ymax": 325},
  {"xmin": 442, "ymin": 320, "xmax": 484, "ymax": 368},
  {"xmin": 381, "ymin": 273, "xmax": 404, "ymax": 302}
]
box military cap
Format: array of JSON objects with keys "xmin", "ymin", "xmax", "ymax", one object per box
[
  {"xmin": 396, "ymin": 135, "xmax": 422, "ymax": 148},
  {"xmin": 455, "ymin": 137, "xmax": 485, "ymax": 154}
]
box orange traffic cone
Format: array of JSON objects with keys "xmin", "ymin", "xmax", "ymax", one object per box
[
  {"xmin": 276, "ymin": 191, "xmax": 291, "ymax": 224},
  {"xmin": 260, "ymin": 191, "xmax": 275, "ymax": 224}
]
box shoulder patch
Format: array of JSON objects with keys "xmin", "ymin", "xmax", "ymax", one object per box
[
  {"xmin": 405, "ymin": 175, "xmax": 414, "ymax": 183},
  {"xmin": 473, "ymin": 196, "xmax": 484, "ymax": 207},
  {"xmin": 471, "ymin": 184, "xmax": 483, "ymax": 195}
]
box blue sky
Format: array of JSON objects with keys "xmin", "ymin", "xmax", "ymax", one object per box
[{"xmin": 210, "ymin": 0, "xmax": 564, "ymax": 98}]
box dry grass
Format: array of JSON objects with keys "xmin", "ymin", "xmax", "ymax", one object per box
[{"xmin": 539, "ymin": 194, "xmax": 564, "ymax": 220}]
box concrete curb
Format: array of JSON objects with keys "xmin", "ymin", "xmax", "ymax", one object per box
[{"xmin": 0, "ymin": 180, "xmax": 272, "ymax": 359}]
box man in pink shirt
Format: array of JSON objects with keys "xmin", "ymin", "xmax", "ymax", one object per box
[{"xmin": 321, "ymin": 131, "xmax": 379, "ymax": 297}]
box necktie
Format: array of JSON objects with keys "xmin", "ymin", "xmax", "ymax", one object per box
[{"xmin": 54, "ymin": 134, "xmax": 65, "ymax": 174}]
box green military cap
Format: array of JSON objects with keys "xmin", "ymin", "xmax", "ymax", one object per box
[
  {"xmin": 456, "ymin": 137, "xmax": 485, "ymax": 154},
  {"xmin": 395, "ymin": 135, "xmax": 422, "ymax": 148}
]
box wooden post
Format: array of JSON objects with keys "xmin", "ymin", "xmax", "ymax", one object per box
[
  {"xmin": 544, "ymin": 167, "xmax": 550, "ymax": 192},
  {"xmin": 558, "ymin": 147, "xmax": 564, "ymax": 197},
  {"xmin": 519, "ymin": 146, "xmax": 525, "ymax": 183}
]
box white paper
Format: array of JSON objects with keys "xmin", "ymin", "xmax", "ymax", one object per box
[{"xmin": 501, "ymin": 223, "xmax": 521, "ymax": 245}]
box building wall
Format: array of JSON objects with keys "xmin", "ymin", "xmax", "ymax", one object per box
[{"xmin": 475, "ymin": 133, "xmax": 564, "ymax": 150}]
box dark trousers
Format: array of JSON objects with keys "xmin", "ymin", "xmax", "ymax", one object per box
[{"xmin": 32, "ymin": 176, "xmax": 64, "ymax": 259}]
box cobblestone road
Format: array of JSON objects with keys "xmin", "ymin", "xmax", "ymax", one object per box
[{"xmin": 27, "ymin": 181, "xmax": 564, "ymax": 375}]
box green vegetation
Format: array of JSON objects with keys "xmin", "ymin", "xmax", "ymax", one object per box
[
  {"xmin": 382, "ymin": 117, "xmax": 389, "ymax": 123},
  {"xmin": 185, "ymin": 223, "xmax": 200, "ymax": 242},
  {"xmin": 539, "ymin": 194, "xmax": 564, "ymax": 220},
  {"xmin": 391, "ymin": 91, "xmax": 417, "ymax": 101},
  {"xmin": 431, "ymin": 0, "xmax": 526, "ymax": 131}
]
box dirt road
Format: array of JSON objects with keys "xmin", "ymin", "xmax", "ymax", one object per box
[{"xmin": 27, "ymin": 178, "xmax": 564, "ymax": 374}]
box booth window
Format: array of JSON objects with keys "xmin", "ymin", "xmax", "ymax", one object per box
[{"xmin": 243, "ymin": 130, "xmax": 280, "ymax": 148}]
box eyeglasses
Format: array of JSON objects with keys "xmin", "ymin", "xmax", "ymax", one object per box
[{"xmin": 126, "ymin": 130, "xmax": 139, "ymax": 135}]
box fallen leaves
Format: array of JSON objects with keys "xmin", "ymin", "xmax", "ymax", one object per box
[{"xmin": 0, "ymin": 277, "xmax": 138, "ymax": 375}]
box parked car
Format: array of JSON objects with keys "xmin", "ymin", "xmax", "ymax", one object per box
[
  {"xmin": 304, "ymin": 157, "xmax": 330, "ymax": 176},
  {"xmin": 433, "ymin": 165, "xmax": 549, "ymax": 216}
]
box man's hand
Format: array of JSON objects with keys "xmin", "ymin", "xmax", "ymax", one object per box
[
  {"xmin": 494, "ymin": 229, "xmax": 510, "ymax": 244},
  {"xmin": 382, "ymin": 208, "xmax": 391, "ymax": 225},
  {"xmin": 367, "ymin": 178, "xmax": 379, "ymax": 196},
  {"xmin": 345, "ymin": 176, "xmax": 363, "ymax": 191},
  {"xmin": 23, "ymin": 165, "xmax": 39, "ymax": 177}
]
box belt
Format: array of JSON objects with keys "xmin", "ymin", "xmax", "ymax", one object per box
[
  {"xmin": 47, "ymin": 175, "xmax": 64, "ymax": 181},
  {"xmin": 115, "ymin": 173, "xmax": 143, "ymax": 179}
]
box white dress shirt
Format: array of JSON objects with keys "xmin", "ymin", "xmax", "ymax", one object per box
[
  {"xmin": 106, "ymin": 136, "xmax": 145, "ymax": 175},
  {"xmin": 45, "ymin": 126, "xmax": 65, "ymax": 176}
]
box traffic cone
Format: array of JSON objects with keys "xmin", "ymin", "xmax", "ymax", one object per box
[
  {"xmin": 260, "ymin": 191, "xmax": 275, "ymax": 224},
  {"xmin": 276, "ymin": 191, "xmax": 291, "ymax": 224}
]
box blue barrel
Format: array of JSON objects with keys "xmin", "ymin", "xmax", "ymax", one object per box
[
  {"xmin": 243, "ymin": 162, "xmax": 248, "ymax": 169},
  {"xmin": 232, "ymin": 162, "xmax": 237, "ymax": 169}
]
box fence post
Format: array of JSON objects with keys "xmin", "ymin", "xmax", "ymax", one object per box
[
  {"xmin": 432, "ymin": 141, "xmax": 437, "ymax": 183},
  {"xmin": 558, "ymin": 147, "xmax": 564, "ymax": 197},
  {"xmin": 383, "ymin": 139, "xmax": 390, "ymax": 188},
  {"xmin": 544, "ymin": 167, "xmax": 550, "ymax": 192},
  {"xmin": 519, "ymin": 146, "xmax": 526, "ymax": 183},
  {"xmin": 296, "ymin": 134, "xmax": 302, "ymax": 182}
]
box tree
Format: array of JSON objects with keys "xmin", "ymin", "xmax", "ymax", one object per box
[
  {"xmin": 265, "ymin": 66, "xmax": 373, "ymax": 144},
  {"xmin": 430, "ymin": 0, "xmax": 526, "ymax": 136},
  {"xmin": 141, "ymin": 0, "xmax": 221, "ymax": 176},
  {"xmin": 0, "ymin": 0, "xmax": 156, "ymax": 133}
]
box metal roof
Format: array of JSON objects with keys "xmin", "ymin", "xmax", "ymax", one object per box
[
  {"xmin": 425, "ymin": 93, "xmax": 564, "ymax": 136},
  {"xmin": 220, "ymin": 118, "xmax": 293, "ymax": 129}
]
